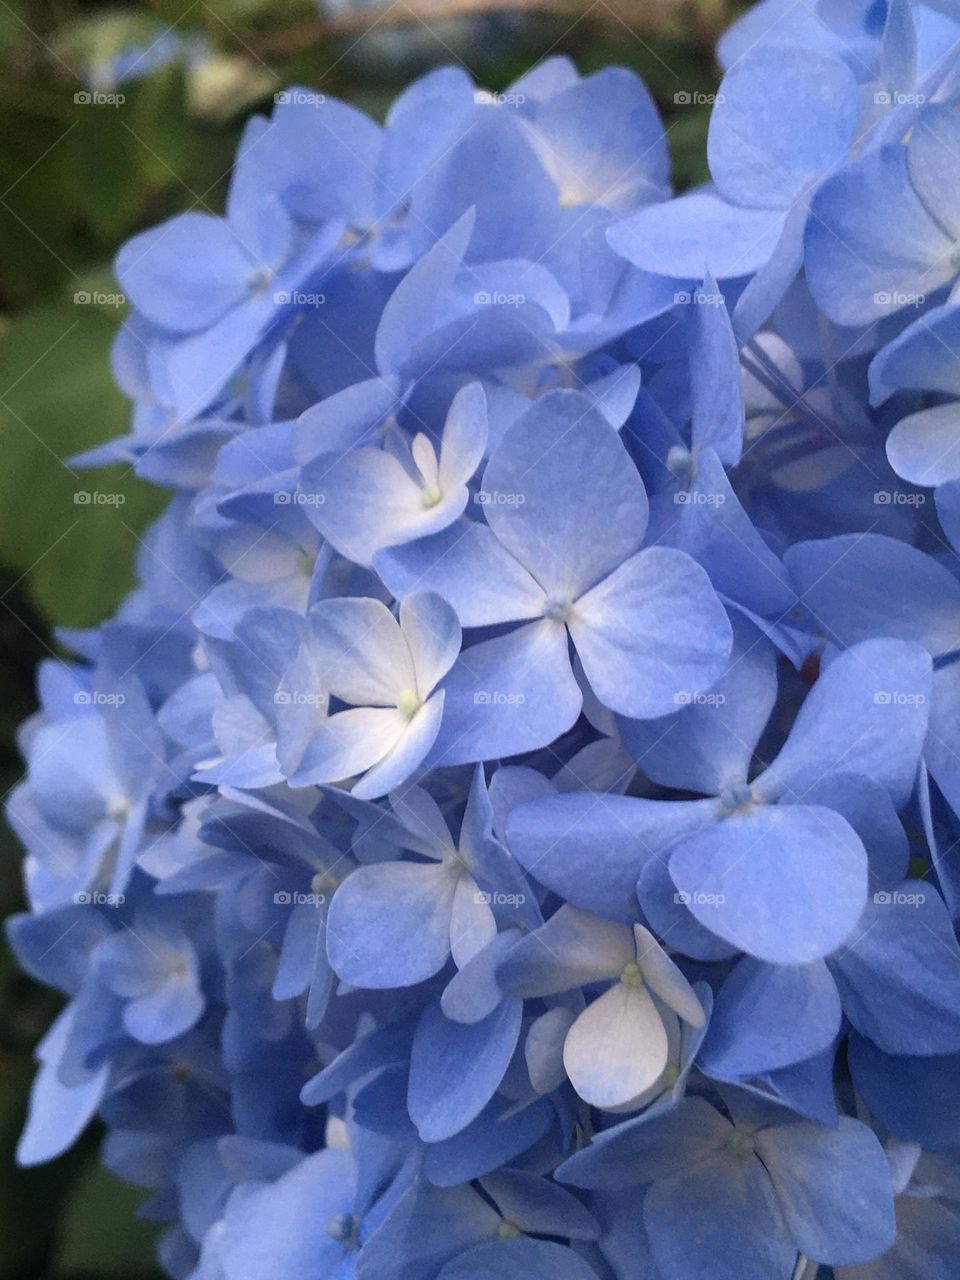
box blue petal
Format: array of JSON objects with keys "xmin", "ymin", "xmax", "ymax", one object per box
[
  {"xmin": 407, "ymin": 997, "xmax": 523, "ymax": 1141},
  {"xmin": 906, "ymin": 103, "xmax": 960, "ymax": 241},
  {"xmin": 375, "ymin": 210, "xmax": 474, "ymax": 376},
  {"xmin": 849, "ymin": 1036, "xmax": 960, "ymax": 1150},
  {"xmin": 708, "ymin": 47, "xmax": 859, "ymax": 210},
  {"xmin": 557, "ymin": 1096, "xmax": 732, "ymax": 1189},
  {"xmin": 442, "ymin": 930, "xmax": 520, "ymax": 1025},
  {"xmin": 326, "ymin": 861, "xmax": 457, "ymax": 988},
  {"xmin": 408, "ymin": 110, "xmax": 560, "ymax": 264},
  {"xmin": 758, "ymin": 639, "xmax": 932, "ymax": 808},
  {"xmin": 689, "ymin": 273, "xmax": 744, "ymax": 464},
  {"xmin": 506, "ymin": 792, "xmax": 717, "ymax": 921},
  {"xmin": 608, "ymin": 192, "xmax": 787, "ymax": 280},
  {"xmin": 785, "ymin": 534, "xmax": 960, "ymax": 656},
  {"xmin": 356, "ymin": 1183, "xmax": 498, "ymax": 1280},
  {"xmin": 700, "ymin": 958, "xmax": 841, "ymax": 1078},
  {"xmin": 886, "ymin": 404, "xmax": 960, "ymax": 488},
  {"xmin": 429, "ymin": 621, "xmax": 582, "ymax": 765},
  {"xmin": 480, "ymin": 391, "xmax": 648, "ymax": 599},
  {"xmin": 644, "ymin": 1153, "xmax": 794, "ymax": 1280},
  {"xmin": 673, "ymin": 449, "xmax": 795, "ymax": 617},
  {"xmin": 523, "ymin": 65, "xmax": 668, "ymax": 210},
  {"xmin": 831, "ymin": 882, "xmax": 960, "ymax": 1055},
  {"xmin": 437, "ymin": 1240, "xmax": 601, "ymax": 1280},
  {"xmin": 869, "ymin": 301, "xmax": 960, "ymax": 406},
  {"xmin": 805, "ymin": 145, "xmax": 952, "ymax": 326},
  {"xmin": 617, "ymin": 618, "xmax": 777, "ymax": 796},
  {"xmin": 637, "ymin": 855, "xmax": 738, "ymax": 962},
  {"xmin": 780, "ymin": 768, "xmax": 909, "ymax": 889},
  {"xmin": 218, "ymin": 1149, "xmax": 354, "ymax": 1280},
  {"xmin": 669, "ymin": 804, "xmax": 868, "ymax": 964},
  {"xmin": 295, "ymin": 376, "xmax": 403, "ymax": 464},
  {"xmin": 376, "ymin": 523, "xmax": 545, "ymax": 629},
  {"xmin": 571, "ymin": 546, "xmax": 733, "ymax": 719},
  {"xmin": 423, "ymin": 1095, "xmax": 556, "ymax": 1187},
  {"xmin": 116, "ymin": 213, "xmax": 251, "ymax": 333},
  {"xmin": 497, "ymin": 906, "xmax": 634, "ymax": 997},
  {"xmin": 401, "ymin": 592, "xmax": 462, "ymax": 699},
  {"xmin": 268, "ymin": 93, "xmax": 381, "ymax": 223},
  {"xmin": 756, "ymin": 1118, "xmax": 895, "ymax": 1265},
  {"xmin": 480, "ymin": 1169, "xmax": 599, "ymax": 1241},
  {"xmin": 16, "ymin": 1006, "xmax": 109, "ymax": 1166}
]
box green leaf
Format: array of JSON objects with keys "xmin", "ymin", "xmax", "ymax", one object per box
[{"xmin": 0, "ymin": 298, "xmax": 166, "ymax": 629}]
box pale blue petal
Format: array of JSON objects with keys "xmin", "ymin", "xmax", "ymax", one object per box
[
  {"xmin": 429, "ymin": 621, "xmax": 582, "ymax": 765},
  {"xmin": 758, "ymin": 639, "xmax": 932, "ymax": 808},
  {"xmin": 571, "ymin": 546, "xmax": 732, "ymax": 719},
  {"xmin": 785, "ymin": 534, "xmax": 960, "ymax": 656},
  {"xmin": 608, "ymin": 193, "xmax": 787, "ymax": 280},
  {"xmin": 306, "ymin": 597, "xmax": 415, "ymax": 705},
  {"xmin": 617, "ymin": 618, "xmax": 777, "ymax": 796},
  {"xmin": 709, "ymin": 47, "xmax": 859, "ymax": 209},
  {"xmin": 481, "ymin": 391, "xmax": 649, "ymax": 597},
  {"xmin": 326, "ymin": 860, "xmax": 457, "ymax": 987},
  {"xmin": 887, "ymin": 403, "xmax": 960, "ymax": 487},
  {"xmin": 400, "ymin": 592, "xmax": 461, "ymax": 698},
  {"xmin": 507, "ymin": 792, "xmax": 717, "ymax": 921},
  {"xmin": 291, "ymin": 707, "xmax": 406, "ymax": 789},
  {"xmin": 375, "ymin": 521, "xmax": 545, "ymax": 629},
  {"xmin": 669, "ymin": 804, "xmax": 868, "ymax": 964}
]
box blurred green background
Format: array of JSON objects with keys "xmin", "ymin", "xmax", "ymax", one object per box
[{"xmin": 0, "ymin": 1, "xmax": 734, "ymax": 1274}]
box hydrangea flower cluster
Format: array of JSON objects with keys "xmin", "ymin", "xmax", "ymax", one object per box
[{"xmin": 12, "ymin": 5, "xmax": 960, "ymax": 1278}]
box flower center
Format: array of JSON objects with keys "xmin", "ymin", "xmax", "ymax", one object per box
[
  {"xmin": 727, "ymin": 1130, "xmax": 756, "ymax": 1158},
  {"xmin": 667, "ymin": 445, "xmax": 695, "ymax": 483},
  {"xmin": 719, "ymin": 782, "xmax": 757, "ymax": 815},
  {"xmin": 620, "ymin": 961, "xmax": 643, "ymax": 988},
  {"xmin": 246, "ymin": 268, "xmax": 274, "ymax": 297},
  {"xmin": 397, "ymin": 688, "xmax": 422, "ymax": 718},
  {"xmin": 311, "ymin": 871, "xmax": 337, "ymax": 896},
  {"xmin": 327, "ymin": 1213, "xmax": 359, "ymax": 1244},
  {"xmin": 420, "ymin": 482, "xmax": 443, "ymax": 509},
  {"xmin": 497, "ymin": 1220, "xmax": 523, "ymax": 1240},
  {"xmin": 542, "ymin": 596, "xmax": 572, "ymax": 622}
]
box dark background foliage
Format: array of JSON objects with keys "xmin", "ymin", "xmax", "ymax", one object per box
[{"xmin": 0, "ymin": 1, "xmax": 734, "ymax": 1273}]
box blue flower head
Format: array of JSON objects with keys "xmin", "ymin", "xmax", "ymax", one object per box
[{"xmin": 11, "ymin": 23, "xmax": 960, "ymax": 1280}]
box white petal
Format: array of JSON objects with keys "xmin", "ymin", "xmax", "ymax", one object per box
[
  {"xmin": 563, "ymin": 981, "xmax": 669, "ymax": 1109},
  {"xmin": 449, "ymin": 874, "xmax": 497, "ymax": 969},
  {"xmin": 634, "ymin": 923, "xmax": 705, "ymax": 1028}
]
